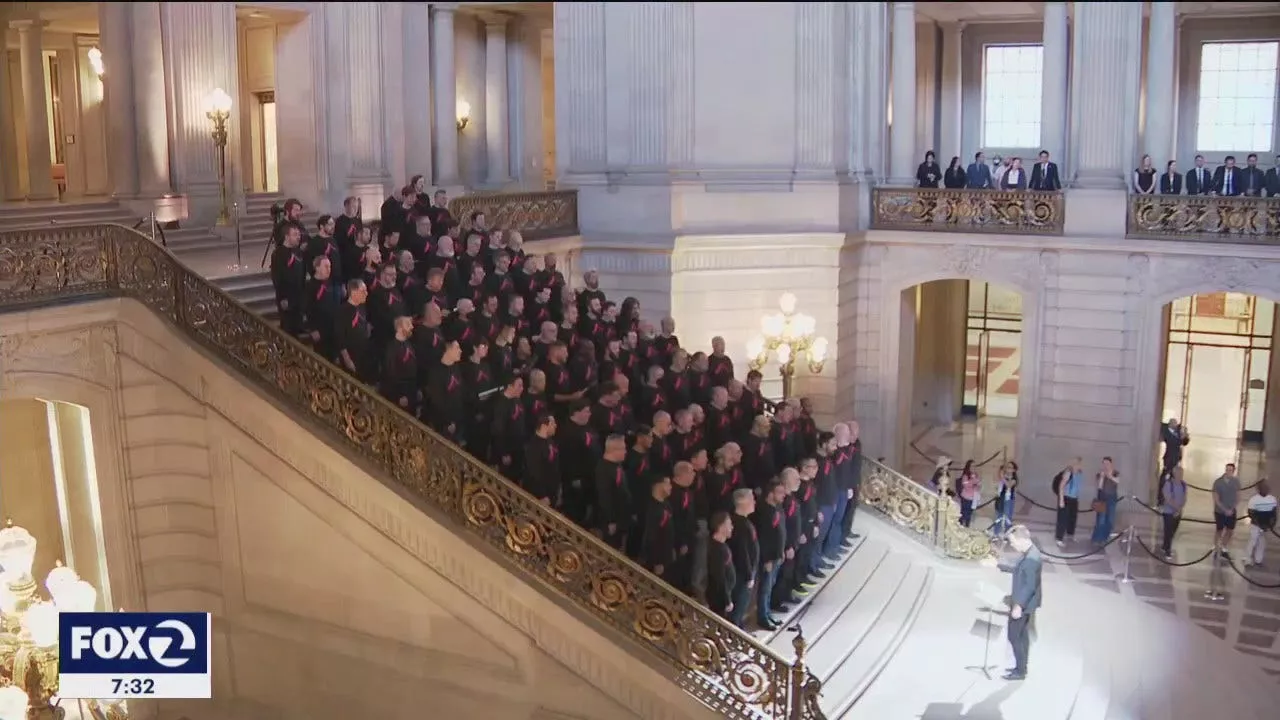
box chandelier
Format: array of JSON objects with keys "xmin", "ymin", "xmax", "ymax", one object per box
[
  {"xmin": 0, "ymin": 522, "xmax": 127, "ymax": 719},
  {"xmin": 746, "ymin": 292, "xmax": 829, "ymax": 399}
]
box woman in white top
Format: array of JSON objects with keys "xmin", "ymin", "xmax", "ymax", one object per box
[{"xmin": 1245, "ymin": 480, "xmax": 1276, "ymax": 567}]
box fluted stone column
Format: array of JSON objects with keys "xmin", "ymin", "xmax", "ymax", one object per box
[
  {"xmin": 403, "ymin": 4, "xmax": 433, "ymax": 183},
  {"xmin": 797, "ymin": 3, "xmax": 839, "ymax": 173},
  {"xmin": 98, "ymin": 1, "xmax": 138, "ymax": 198},
  {"xmin": 11, "ymin": 19, "xmax": 56, "ymax": 200},
  {"xmin": 889, "ymin": 1, "xmax": 917, "ymax": 185},
  {"xmin": 159, "ymin": 3, "xmax": 238, "ymax": 221},
  {"xmin": 432, "ymin": 3, "xmax": 460, "ymax": 186},
  {"xmin": 1069, "ymin": 2, "xmax": 1143, "ymax": 189},
  {"xmin": 347, "ymin": 3, "xmax": 388, "ymax": 188},
  {"xmin": 1041, "ymin": 1, "xmax": 1069, "ymax": 163},
  {"xmin": 484, "ymin": 15, "xmax": 511, "ymax": 185},
  {"xmin": 132, "ymin": 2, "xmax": 172, "ymax": 198},
  {"xmin": 865, "ymin": 3, "xmax": 890, "ymax": 181},
  {"xmin": 555, "ymin": 2, "xmax": 607, "ymax": 174},
  {"xmin": 1144, "ymin": 1, "xmax": 1177, "ymax": 164},
  {"xmin": 940, "ymin": 22, "xmax": 963, "ymax": 159}
]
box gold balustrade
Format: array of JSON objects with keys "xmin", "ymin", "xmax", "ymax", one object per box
[
  {"xmin": 858, "ymin": 457, "xmax": 994, "ymax": 561},
  {"xmin": 871, "ymin": 187, "xmax": 1065, "ymax": 235},
  {"xmin": 0, "ymin": 224, "xmax": 823, "ymax": 720},
  {"xmin": 448, "ymin": 190, "xmax": 579, "ymax": 240},
  {"xmin": 1127, "ymin": 195, "xmax": 1280, "ymax": 243}
]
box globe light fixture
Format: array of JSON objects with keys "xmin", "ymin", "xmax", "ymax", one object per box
[
  {"xmin": 747, "ymin": 294, "xmax": 829, "ymax": 399},
  {"xmin": 456, "ymin": 99, "xmax": 472, "ymax": 131}
]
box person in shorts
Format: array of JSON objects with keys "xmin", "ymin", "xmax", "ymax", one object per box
[{"xmin": 1212, "ymin": 463, "xmax": 1241, "ymax": 557}]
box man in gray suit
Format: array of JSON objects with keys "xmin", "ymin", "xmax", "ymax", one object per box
[
  {"xmin": 998, "ymin": 525, "xmax": 1042, "ymax": 681},
  {"xmin": 965, "ymin": 151, "xmax": 993, "ymax": 189}
]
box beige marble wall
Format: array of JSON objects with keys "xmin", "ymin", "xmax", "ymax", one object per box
[{"xmin": 0, "ymin": 300, "xmax": 718, "ymax": 720}]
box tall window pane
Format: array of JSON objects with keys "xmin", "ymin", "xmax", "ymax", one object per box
[
  {"xmin": 1196, "ymin": 41, "xmax": 1279, "ymax": 152},
  {"xmin": 981, "ymin": 44, "xmax": 1044, "ymax": 149}
]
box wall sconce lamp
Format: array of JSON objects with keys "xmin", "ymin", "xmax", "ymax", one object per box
[
  {"xmin": 87, "ymin": 46, "xmax": 104, "ymax": 78},
  {"xmin": 456, "ymin": 99, "xmax": 471, "ymax": 132},
  {"xmin": 203, "ymin": 87, "xmax": 234, "ymax": 226}
]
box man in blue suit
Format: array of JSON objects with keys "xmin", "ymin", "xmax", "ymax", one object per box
[
  {"xmin": 965, "ymin": 152, "xmax": 993, "ymax": 189},
  {"xmin": 997, "ymin": 525, "xmax": 1042, "ymax": 681}
]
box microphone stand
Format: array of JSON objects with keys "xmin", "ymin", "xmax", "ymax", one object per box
[{"xmin": 965, "ymin": 604, "xmax": 999, "ymax": 680}]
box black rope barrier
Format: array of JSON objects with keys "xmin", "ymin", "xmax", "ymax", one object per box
[
  {"xmin": 1130, "ymin": 497, "xmax": 1217, "ymax": 524},
  {"xmin": 1132, "ymin": 535, "xmax": 1217, "ymax": 567},
  {"xmin": 1183, "ymin": 478, "xmax": 1263, "ymax": 494},
  {"xmin": 1014, "ymin": 489, "xmax": 1102, "ymax": 514},
  {"xmin": 908, "ymin": 440, "xmax": 1003, "ymax": 470},
  {"xmin": 1223, "ymin": 556, "xmax": 1280, "ymax": 589},
  {"xmin": 1036, "ymin": 530, "xmax": 1127, "ymax": 561}
]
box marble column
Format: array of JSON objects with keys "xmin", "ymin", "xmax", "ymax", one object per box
[
  {"xmin": 864, "ymin": 3, "xmax": 890, "ymax": 181},
  {"xmin": 347, "ymin": 3, "xmax": 388, "ymax": 186},
  {"xmin": 0, "ymin": 4, "xmax": 22, "ymax": 201},
  {"xmin": 1041, "ymin": 2, "xmax": 1069, "ymax": 165},
  {"xmin": 889, "ymin": 1, "xmax": 917, "ymax": 186},
  {"xmin": 939, "ymin": 22, "xmax": 963, "ymax": 158},
  {"xmin": 98, "ymin": 1, "xmax": 138, "ymax": 198},
  {"xmin": 431, "ymin": 3, "xmax": 460, "ymax": 186},
  {"xmin": 132, "ymin": 2, "xmax": 172, "ymax": 198},
  {"xmin": 1144, "ymin": 0, "xmax": 1177, "ymax": 165},
  {"xmin": 484, "ymin": 15, "xmax": 511, "ymax": 185},
  {"xmin": 796, "ymin": 3, "xmax": 838, "ymax": 172},
  {"xmin": 1069, "ymin": 2, "xmax": 1143, "ymax": 189},
  {"xmin": 11, "ymin": 19, "xmax": 56, "ymax": 200},
  {"xmin": 402, "ymin": 4, "xmax": 433, "ymax": 183},
  {"xmin": 1266, "ymin": 316, "xmax": 1280, "ymax": 458}
]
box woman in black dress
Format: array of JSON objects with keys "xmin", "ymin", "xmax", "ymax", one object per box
[
  {"xmin": 943, "ymin": 156, "xmax": 967, "ymax": 189},
  {"xmin": 916, "ymin": 151, "xmax": 942, "ymax": 188},
  {"xmin": 1133, "ymin": 154, "xmax": 1157, "ymax": 194}
]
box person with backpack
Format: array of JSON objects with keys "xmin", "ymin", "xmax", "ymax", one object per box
[{"xmin": 1053, "ymin": 457, "xmax": 1085, "ymax": 547}]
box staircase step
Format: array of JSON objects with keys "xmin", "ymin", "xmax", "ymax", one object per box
[{"xmin": 766, "ymin": 539, "xmax": 890, "ymax": 659}]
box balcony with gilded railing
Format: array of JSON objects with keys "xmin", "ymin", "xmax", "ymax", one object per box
[
  {"xmin": 1127, "ymin": 194, "xmax": 1280, "ymax": 244},
  {"xmin": 871, "ymin": 187, "xmax": 1066, "ymax": 236},
  {"xmin": 448, "ymin": 189, "xmax": 579, "ymax": 240},
  {"xmin": 0, "ymin": 222, "xmax": 819, "ymax": 720}
]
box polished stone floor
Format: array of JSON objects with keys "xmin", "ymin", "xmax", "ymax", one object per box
[{"xmin": 906, "ymin": 417, "xmax": 1280, "ymax": 684}]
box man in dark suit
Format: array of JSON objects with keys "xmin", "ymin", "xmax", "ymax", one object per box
[
  {"xmin": 1186, "ymin": 155, "xmax": 1212, "ymax": 195},
  {"xmin": 965, "ymin": 151, "xmax": 993, "ymax": 189},
  {"xmin": 996, "ymin": 525, "xmax": 1042, "ymax": 681},
  {"xmin": 1241, "ymin": 153, "xmax": 1266, "ymax": 197},
  {"xmin": 1265, "ymin": 155, "xmax": 1280, "ymax": 197},
  {"xmin": 1159, "ymin": 160, "xmax": 1182, "ymax": 195},
  {"xmin": 1028, "ymin": 150, "xmax": 1062, "ymax": 191},
  {"xmin": 1213, "ymin": 155, "xmax": 1242, "ymax": 196}
]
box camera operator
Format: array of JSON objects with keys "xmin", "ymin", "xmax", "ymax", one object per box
[{"xmin": 265, "ymin": 198, "xmax": 307, "ymax": 267}]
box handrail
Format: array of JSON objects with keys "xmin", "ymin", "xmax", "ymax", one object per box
[
  {"xmin": 858, "ymin": 456, "xmax": 994, "ymax": 560},
  {"xmin": 871, "ymin": 186, "xmax": 1066, "ymax": 236},
  {"xmin": 0, "ymin": 223, "xmax": 823, "ymax": 720},
  {"xmin": 1127, "ymin": 194, "xmax": 1280, "ymax": 243},
  {"xmin": 447, "ymin": 189, "xmax": 579, "ymax": 241}
]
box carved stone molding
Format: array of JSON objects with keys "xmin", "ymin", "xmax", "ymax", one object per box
[
  {"xmin": 1150, "ymin": 255, "xmax": 1280, "ymax": 302},
  {"xmin": 0, "ymin": 323, "xmax": 117, "ymax": 389},
  {"xmin": 875, "ymin": 242, "xmax": 1046, "ymax": 294}
]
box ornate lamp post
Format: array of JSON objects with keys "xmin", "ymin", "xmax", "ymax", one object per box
[
  {"xmin": 746, "ymin": 293, "xmax": 829, "ymax": 399},
  {"xmin": 203, "ymin": 88, "xmax": 233, "ymax": 226}
]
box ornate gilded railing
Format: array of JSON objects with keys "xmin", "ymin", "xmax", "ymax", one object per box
[
  {"xmin": 448, "ymin": 190, "xmax": 579, "ymax": 241},
  {"xmin": 871, "ymin": 187, "xmax": 1065, "ymax": 235},
  {"xmin": 0, "ymin": 224, "xmax": 821, "ymax": 720},
  {"xmin": 859, "ymin": 457, "xmax": 994, "ymax": 561},
  {"xmin": 1127, "ymin": 195, "xmax": 1280, "ymax": 243}
]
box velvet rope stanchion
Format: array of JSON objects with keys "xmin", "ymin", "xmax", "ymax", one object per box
[{"xmin": 1132, "ymin": 534, "xmax": 1216, "ymax": 568}]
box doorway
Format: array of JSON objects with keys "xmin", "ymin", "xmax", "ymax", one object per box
[
  {"xmin": 236, "ymin": 10, "xmax": 280, "ymax": 193},
  {"xmin": 962, "ymin": 281, "xmax": 1023, "ymax": 419},
  {"xmin": 256, "ymin": 91, "xmax": 279, "ymax": 192}
]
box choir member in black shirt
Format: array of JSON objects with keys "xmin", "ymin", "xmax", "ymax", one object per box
[
  {"xmin": 737, "ymin": 371, "xmax": 766, "ymax": 435},
  {"xmin": 771, "ymin": 468, "xmax": 803, "ymax": 613},
  {"xmin": 591, "ymin": 382, "xmax": 628, "ymax": 438},
  {"xmin": 380, "ymin": 316, "xmax": 420, "ymax": 415},
  {"xmin": 427, "ymin": 236, "xmax": 462, "ymax": 299},
  {"xmin": 472, "ymin": 294, "xmax": 501, "ymax": 345},
  {"xmin": 727, "ymin": 488, "xmax": 758, "ymax": 629},
  {"xmin": 671, "ymin": 409, "xmax": 701, "ymax": 462},
  {"xmin": 705, "ymin": 387, "xmax": 734, "ymax": 456},
  {"xmin": 426, "ymin": 340, "xmax": 466, "ymax": 443},
  {"xmin": 688, "ymin": 352, "xmax": 713, "ymax": 407},
  {"xmin": 484, "ymin": 251, "xmax": 517, "ymax": 299},
  {"xmin": 342, "ymin": 226, "xmax": 377, "ymax": 285},
  {"xmin": 812, "ymin": 433, "xmax": 841, "ymax": 570},
  {"xmin": 304, "ymin": 256, "xmax": 341, "ymax": 360},
  {"xmin": 422, "ymin": 268, "xmax": 450, "ymax": 312},
  {"xmin": 463, "ymin": 340, "xmax": 494, "ymax": 458},
  {"xmin": 655, "ymin": 317, "xmax": 681, "ymax": 367},
  {"xmin": 378, "ymin": 186, "xmax": 409, "ymax": 239},
  {"xmin": 456, "ymin": 233, "xmax": 486, "ymax": 288},
  {"xmin": 411, "ymin": 302, "xmax": 446, "ymax": 386},
  {"xmin": 367, "ymin": 263, "xmax": 406, "ymax": 364},
  {"xmin": 649, "ymin": 411, "xmax": 677, "ymax": 480},
  {"xmin": 594, "ymin": 434, "xmax": 631, "ymax": 550},
  {"xmin": 668, "ymin": 461, "xmax": 699, "ymax": 593},
  {"xmin": 502, "ymin": 295, "xmax": 529, "ymax": 340},
  {"xmin": 795, "ymin": 458, "xmax": 823, "ymax": 587},
  {"xmin": 395, "ymin": 251, "xmax": 427, "ymax": 318},
  {"xmin": 334, "ymin": 196, "xmax": 363, "ymax": 251},
  {"xmin": 661, "ymin": 350, "xmax": 693, "ymax": 410},
  {"xmin": 623, "ymin": 426, "xmax": 654, "ymax": 557},
  {"xmin": 521, "ymin": 413, "xmax": 560, "ymax": 504},
  {"xmin": 741, "ymin": 415, "xmax": 778, "ymax": 492},
  {"xmin": 706, "ymin": 443, "xmax": 742, "ymax": 514},
  {"xmin": 568, "ymin": 340, "xmax": 598, "ymax": 391},
  {"xmin": 424, "ymin": 188, "xmax": 454, "ymax": 232},
  {"xmin": 270, "ymin": 223, "xmax": 307, "ymax": 335},
  {"xmin": 771, "ymin": 403, "xmax": 802, "ymax": 471},
  {"xmin": 753, "ymin": 479, "xmax": 787, "ymax": 630},
  {"xmin": 334, "ymin": 279, "xmax": 373, "ymax": 382},
  {"xmin": 706, "ymin": 511, "xmax": 736, "ymax": 621},
  {"xmin": 402, "ymin": 215, "xmax": 435, "ymax": 263},
  {"xmin": 524, "ymin": 369, "xmax": 550, "ymax": 423},
  {"xmin": 490, "ymin": 376, "xmax": 527, "ymax": 478},
  {"xmin": 542, "ymin": 342, "xmax": 585, "ymax": 409},
  {"xmin": 839, "ymin": 423, "xmax": 864, "ymax": 541},
  {"xmin": 640, "ymin": 475, "xmax": 676, "ymax": 581},
  {"xmin": 797, "ymin": 397, "xmax": 820, "ymax": 460},
  {"xmin": 708, "ymin": 336, "xmax": 734, "ymax": 388},
  {"xmin": 489, "ymin": 325, "xmax": 517, "ymax": 386},
  {"xmin": 639, "ymin": 366, "xmax": 668, "ymax": 420},
  {"xmin": 558, "ymin": 400, "xmax": 599, "ymax": 525},
  {"xmin": 305, "ymin": 215, "xmax": 343, "ymax": 282},
  {"xmin": 446, "ymin": 298, "xmax": 478, "ymax": 350}
]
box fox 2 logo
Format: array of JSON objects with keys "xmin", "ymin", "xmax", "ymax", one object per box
[{"xmin": 59, "ymin": 612, "xmax": 210, "ymax": 675}]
